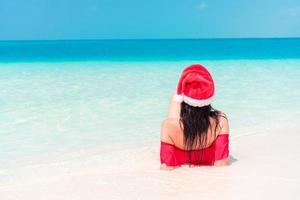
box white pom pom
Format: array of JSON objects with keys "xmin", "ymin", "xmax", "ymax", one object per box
[{"xmin": 173, "ymin": 94, "xmax": 183, "ymax": 102}]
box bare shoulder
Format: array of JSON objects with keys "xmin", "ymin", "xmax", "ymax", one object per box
[
  {"xmin": 160, "ymin": 118, "xmax": 180, "ymax": 144},
  {"xmin": 217, "ymin": 111, "xmax": 229, "ymax": 135}
]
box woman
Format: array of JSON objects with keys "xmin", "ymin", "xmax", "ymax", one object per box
[{"xmin": 160, "ymin": 64, "xmax": 229, "ymax": 170}]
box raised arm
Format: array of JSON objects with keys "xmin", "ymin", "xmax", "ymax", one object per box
[{"xmin": 166, "ymin": 91, "xmax": 181, "ymax": 119}]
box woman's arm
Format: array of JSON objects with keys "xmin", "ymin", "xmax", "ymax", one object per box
[
  {"xmin": 214, "ymin": 113, "xmax": 230, "ymax": 167},
  {"xmin": 160, "ymin": 91, "xmax": 181, "ymax": 170},
  {"xmin": 160, "ymin": 119, "xmax": 178, "ymax": 170},
  {"xmin": 166, "ymin": 91, "xmax": 181, "ymax": 118}
]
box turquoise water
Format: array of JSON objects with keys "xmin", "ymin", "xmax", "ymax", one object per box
[
  {"xmin": 1, "ymin": 38, "xmax": 300, "ymax": 62},
  {"xmin": 1, "ymin": 39, "xmax": 300, "ymax": 169}
]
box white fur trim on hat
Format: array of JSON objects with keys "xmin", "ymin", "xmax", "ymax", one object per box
[{"xmin": 173, "ymin": 94, "xmax": 214, "ymax": 107}]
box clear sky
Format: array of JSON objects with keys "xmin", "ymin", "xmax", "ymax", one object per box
[{"xmin": 0, "ymin": 0, "xmax": 300, "ymax": 40}]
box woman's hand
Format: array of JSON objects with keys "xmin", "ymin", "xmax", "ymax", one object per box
[
  {"xmin": 160, "ymin": 163, "xmax": 176, "ymax": 170},
  {"xmin": 214, "ymin": 157, "xmax": 229, "ymax": 166}
]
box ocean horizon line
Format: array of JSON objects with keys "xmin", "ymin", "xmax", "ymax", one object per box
[{"xmin": 1, "ymin": 36, "xmax": 300, "ymax": 42}]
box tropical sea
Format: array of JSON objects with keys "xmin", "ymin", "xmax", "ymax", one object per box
[{"xmin": 1, "ymin": 38, "xmax": 300, "ymax": 199}]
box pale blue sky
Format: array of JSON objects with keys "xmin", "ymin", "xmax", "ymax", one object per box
[{"xmin": 0, "ymin": 0, "xmax": 300, "ymax": 40}]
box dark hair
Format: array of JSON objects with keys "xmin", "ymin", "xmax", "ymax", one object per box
[{"xmin": 179, "ymin": 102, "xmax": 221, "ymax": 164}]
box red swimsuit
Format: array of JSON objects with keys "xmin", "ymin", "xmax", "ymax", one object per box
[{"xmin": 160, "ymin": 134, "xmax": 229, "ymax": 167}]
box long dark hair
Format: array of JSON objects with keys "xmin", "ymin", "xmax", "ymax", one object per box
[{"xmin": 180, "ymin": 102, "xmax": 221, "ymax": 164}]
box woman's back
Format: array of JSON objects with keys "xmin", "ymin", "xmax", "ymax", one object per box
[
  {"xmin": 161, "ymin": 114, "xmax": 228, "ymax": 150},
  {"xmin": 160, "ymin": 114, "xmax": 229, "ymax": 169}
]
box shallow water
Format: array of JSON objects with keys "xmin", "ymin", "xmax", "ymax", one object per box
[{"xmin": 1, "ymin": 59, "xmax": 300, "ymax": 164}]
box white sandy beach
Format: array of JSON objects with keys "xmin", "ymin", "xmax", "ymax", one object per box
[{"xmin": 1, "ymin": 118, "xmax": 299, "ymax": 200}]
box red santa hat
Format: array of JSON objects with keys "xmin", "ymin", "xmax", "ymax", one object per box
[{"xmin": 173, "ymin": 64, "xmax": 215, "ymax": 107}]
